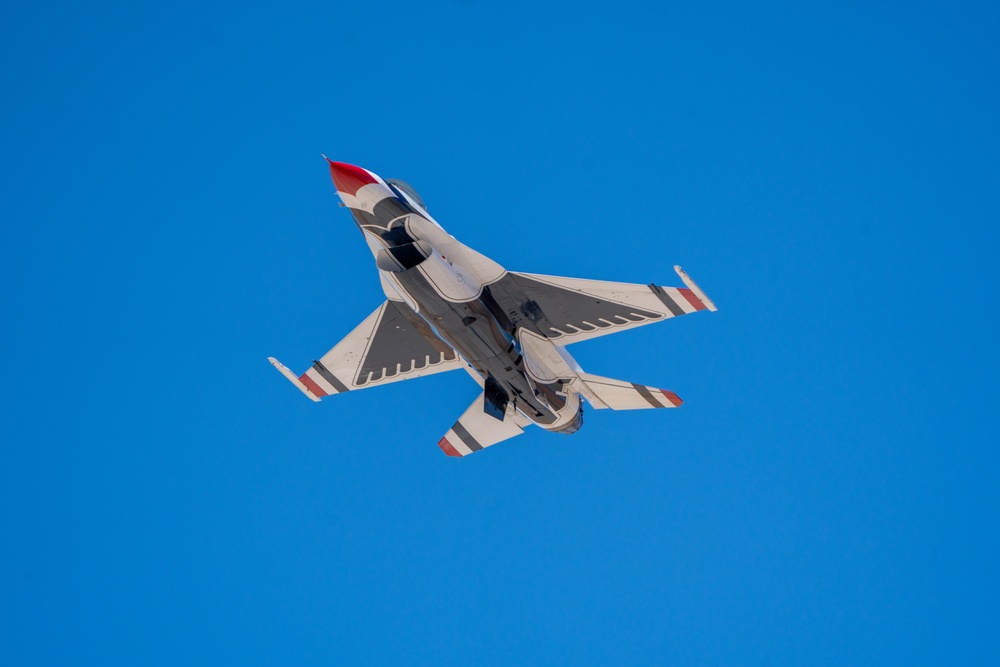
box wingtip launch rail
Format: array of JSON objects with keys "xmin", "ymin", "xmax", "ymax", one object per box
[
  {"xmin": 268, "ymin": 357, "xmax": 322, "ymax": 402},
  {"xmin": 674, "ymin": 265, "xmax": 718, "ymax": 312}
]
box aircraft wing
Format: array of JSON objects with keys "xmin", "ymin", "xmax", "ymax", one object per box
[
  {"xmin": 269, "ymin": 299, "xmax": 463, "ymax": 400},
  {"xmin": 507, "ymin": 265, "xmax": 716, "ymax": 345}
]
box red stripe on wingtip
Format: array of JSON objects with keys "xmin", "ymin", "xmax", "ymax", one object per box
[
  {"xmin": 660, "ymin": 390, "xmax": 683, "ymax": 406},
  {"xmin": 677, "ymin": 288, "xmax": 707, "ymax": 311},
  {"xmin": 328, "ymin": 161, "xmax": 378, "ymax": 196},
  {"xmin": 438, "ymin": 437, "xmax": 462, "ymax": 457},
  {"xmin": 298, "ymin": 373, "xmax": 328, "ymax": 397}
]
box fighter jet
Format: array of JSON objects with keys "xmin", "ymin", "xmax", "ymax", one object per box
[{"xmin": 269, "ymin": 160, "xmax": 717, "ymax": 457}]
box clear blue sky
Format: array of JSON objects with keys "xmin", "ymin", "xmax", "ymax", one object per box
[{"xmin": 2, "ymin": 1, "xmax": 997, "ymax": 664}]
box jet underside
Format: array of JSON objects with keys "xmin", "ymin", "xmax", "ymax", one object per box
[{"xmin": 269, "ymin": 160, "xmax": 717, "ymax": 457}]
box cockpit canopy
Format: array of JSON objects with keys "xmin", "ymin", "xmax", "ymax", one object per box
[{"xmin": 386, "ymin": 178, "xmax": 428, "ymax": 212}]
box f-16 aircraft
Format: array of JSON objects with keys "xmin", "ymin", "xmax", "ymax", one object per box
[{"xmin": 270, "ymin": 159, "xmax": 716, "ymax": 457}]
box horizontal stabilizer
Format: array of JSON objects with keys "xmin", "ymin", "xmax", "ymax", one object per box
[
  {"xmin": 576, "ymin": 372, "xmax": 682, "ymax": 410},
  {"xmin": 438, "ymin": 392, "xmax": 525, "ymax": 457}
]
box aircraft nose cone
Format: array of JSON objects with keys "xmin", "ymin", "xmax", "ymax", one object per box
[{"xmin": 326, "ymin": 159, "xmax": 378, "ymax": 196}]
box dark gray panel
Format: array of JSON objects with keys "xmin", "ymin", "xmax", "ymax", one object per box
[
  {"xmin": 452, "ymin": 421, "xmax": 483, "ymax": 452},
  {"xmin": 355, "ymin": 301, "xmax": 458, "ymax": 386},
  {"xmin": 348, "ymin": 207, "xmax": 379, "ymax": 228},
  {"xmin": 483, "ymin": 376, "xmax": 509, "ymax": 421},
  {"xmin": 648, "ymin": 284, "xmax": 685, "ymax": 316},
  {"xmin": 632, "ymin": 383, "xmax": 663, "ymax": 408},
  {"xmin": 381, "ymin": 224, "xmax": 416, "ymax": 247},
  {"xmin": 388, "ymin": 242, "xmax": 430, "ymax": 269},
  {"xmin": 504, "ymin": 274, "xmax": 664, "ymax": 340},
  {"xmin": 313, "ymin": 360, "xmax": 349, "ymax": 393},
  {"xmin": 349, "ymin": 196, "xmax": 415, "ymax": 235},
  {"xmin": 372, "ymin": 197, "xmax": 412, "ymax": 225}
]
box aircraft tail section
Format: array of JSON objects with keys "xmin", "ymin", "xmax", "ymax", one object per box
[
  {"xmin": 438, "ymin": 392, "xmax": 526, "ymax": 457},
  {"xmin": 575, "ymin": 372, "xmax": 682, "ymax": 411}
]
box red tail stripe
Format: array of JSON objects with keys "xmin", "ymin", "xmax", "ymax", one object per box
[
  {"xmin": 438, "ymin": 437, "xmax": 462, "ymax": 457},
  {"xmin": 299, "ymin": 373, "xmax": 328, "ymax": 398},
  {"xmin": 677, "ymin": 288, "xmax": 707, "ymax": 311},
  {"xmin": 660, "ymin": 390, "xmax": 683, "ymax": 406}
]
